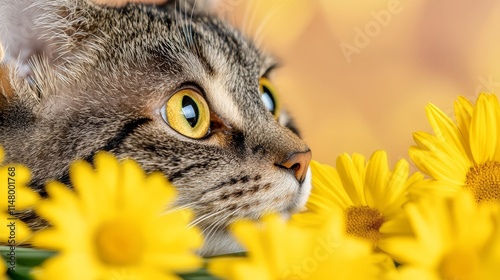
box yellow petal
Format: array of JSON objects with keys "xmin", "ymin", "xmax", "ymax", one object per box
[
  {"xmin": 426, "ymin": 103, "xmax": 469, "ymax": 160},
  {"xmin": 405, "ymin": 202, "xmax": 445, "ymax": 261},
  {"xmin": 412, "ymin": 132, "xmax": 471, "ymax": 169},
  {"xmin": 121, "ymin": 159, "xmax": 146, "ymax": 203},
  {"xmin": 409, "ymin": 148, "xmax": 466, "ymax": 186},
  {"xmin": 454, "ymin": 96, "xmax": 474, "ymax": 157},
  {"xmin": 0, "ymin": 212, "xmax": 33, "ymax": 243},
  {"xmin": 208, "ymin": 257, "xmax": 244, "ymax": 280},
  {"xmin": 70, "ymin": 160, "xmax": 107, "ymax": 221},
  {"xmin": 336, "ymin": 153, "xmax": 366, "ymax": 205},
  {"xmin": 260, "ymin": 215, "xmax": 287, "ymax": 275},
  {"xmin": 231, "ymin": 220, "xmax": 266, "ymax": 259},
  {"xmin": 383, "ymin": 159, "xmax": 409, "ymax": 204},
  {"xmin": 470, "ymin": 94, "xmax": 498, "ymax": 163},
  {"xmin": 486, "ymin": 94, "xmax": 500, "ymax": 161},
  {"xmin": 94, "ymin": 152, "xmax": 120, "ymax": 195},
  {"xmin": 32, "ymin": 253, "xmax": 100, "ymax": 280},
  {"xmin": 143, "ymin": 173, "xmax": 177, "ymax": 213},
  {"xmin": 364, "ymin": 151, "xmax": 389, "ymax": 208},
  {"xmin": 310, "ymin": 161, "xmax": 352, "ymax": 208}
]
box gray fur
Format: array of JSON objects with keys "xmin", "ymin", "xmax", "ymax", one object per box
[{"xmin": 0, "ymin": 0, "xmax": 312, "ymax": 256}]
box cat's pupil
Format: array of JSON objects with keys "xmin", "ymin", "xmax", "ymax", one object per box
[
  {"xmin": 261, "ymin": 85, "xmax": 275, "ymax": 114},
  {"xmin": 181, "ymin": 95, "xmax": 199, "ymax": 128}
]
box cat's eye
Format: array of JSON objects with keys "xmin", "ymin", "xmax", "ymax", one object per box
[
  {"xmin": 259, "ymin": 77, "xmax": 280, "ymax": 118},
  {"xmin": 161, "ymin": 89, "xmax": 210, "ymax": 139}
]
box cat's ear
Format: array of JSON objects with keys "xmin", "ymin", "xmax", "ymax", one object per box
[
  {"xmin": 0, "ymin": 0, "xmax": 101, "ymax": 80},
  {"xmin": 0, "ymin": 0, "xmax": 53, "ymax": 77}
]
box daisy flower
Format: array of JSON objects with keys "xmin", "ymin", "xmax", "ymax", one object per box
[
  {"xmin": 0, "ymin": 147, "xmax": 40, "ymax": 243},
  {"xmin": 209, "ymin": 211, "xmax": 391, "ymax": 280},
  {"xmin": 32, "ymin": 152, "xmax": 202, "ymax": 280},
  {"xmin": 293, "ymin": 151, "xmax": 423, "ymax": 258},
  {"xmin": 385, "ymin": 190, "xmax": 499, "ymax": 279},
  {"xmin": 410, "ymin": 93, "xmax": 500, "ymax": 204}
]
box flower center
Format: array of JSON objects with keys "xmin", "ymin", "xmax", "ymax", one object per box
[
  {"xmin": 465, "ymin": 161, "xmax": 500, "ymax": 203},
  {"xmin": 345, "ymin": 206, "xmax": 384, "ymax": 247},
  {"xmin": 95, "ymin": 219, "xmax": 144, "ymax": 266},
  {"xmin": 439, "ymin": 248, "xmax": 479, "ymax": 280}
]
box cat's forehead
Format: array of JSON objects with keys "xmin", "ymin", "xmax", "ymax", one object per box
[
  {"xmin": 147, "ymin": 7, "xmax": 276, "ymax": 78},
  {"xmin": 48, "ymin": 4, "xmax": 278, "ymax": 129},
  {"xmin": 134, "ymin": 7, "xmax": 278, "ymax": 125}
]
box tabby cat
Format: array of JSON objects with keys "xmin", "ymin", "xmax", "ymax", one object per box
[{"xmin": 0, "ymin": 0, "xmax": 312, "ymax": 256}]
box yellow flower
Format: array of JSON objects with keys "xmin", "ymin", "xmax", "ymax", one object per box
[
  {"xmin": 209, "ymin": 212, "xmax": 391, "ymax": 280},
  {"xmin": 32, "ymin": 152, "xmax": 202, "ymax": 280},
  {"xmin": 293, "ymin": 151, "xmax": 423, "ymax": 258},
  {"xmin": 0, "ymin": 147, "xmax": 40, "ymax": 243},
  {"xmin": 410, "ymin": 93, "xmax": 500, "ymax": 204},
  {"xmin": 385, "ymin": 191, "xmax": 499, "ymax": 279}
]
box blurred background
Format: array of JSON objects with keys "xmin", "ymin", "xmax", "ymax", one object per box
[{"xmin": 214, "ymin": 0, "xmax": 500, "ymax": 168}]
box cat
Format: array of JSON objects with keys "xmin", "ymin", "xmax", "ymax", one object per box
[{"xmin": 0, "ymin": 0, "xmax": 312, "ymax": 256}]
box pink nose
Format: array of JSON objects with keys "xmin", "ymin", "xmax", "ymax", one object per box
[{"xmin": 276, "ymin": 150, "xmax": 312, "ymax": 184}]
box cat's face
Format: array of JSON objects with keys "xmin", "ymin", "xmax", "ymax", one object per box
[{"xmin": 0, "ymin": 0, "xmax": 312, "ymax": 255}]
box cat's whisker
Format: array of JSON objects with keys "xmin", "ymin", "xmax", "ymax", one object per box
[
  {"xmin": 202, "ymin": 207, "xmax": 239, "ymax": 236},
  {"xmin": 182, "ymin": 0, "xmax": 190, "ymax": 47},
  {"xmin": 160, "ymin": 201, "xmax": 198, "ymax": 216},
  {"xmin": 202, "ymin": 207, "xmax": 240, "ymax": 242},
  {"xmin": 253, "ymin": 3, "xmax": 286, "ymax": 49},
  {"xmin": 179, "ymin": 0, "xmax": 191, "ymax": 48},
  {"xmin": 189, "ymin": 0, "xmax": 198, "ymax": 42},
  {"xmin": 202, "ymin": 217, "xmax": 226, "ymax": 242},
  {"xmin": 241, "ymin": 0, "xmax": 254, "ymax": 37},
  {"xmin": 245, "ymin": 0, "xmax": 262, "ymax": 40},
  {"xmin": 188, "ymin": 208, "xmax": 226, "ymax": 229},
  {"xmin": 202, "ymin": 220, "xmax": 223, "ymax": 243},
  {"xmin": 16, "ymin": 225, "xmax": 49, "ymax": 246},
  {"xmin": 201, "ymin": 214, "xmax": 226, "ymax": 236}
]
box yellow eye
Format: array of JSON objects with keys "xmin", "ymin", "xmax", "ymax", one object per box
[
  {"xmin": 259, "ymin": 77, "xmax": 280, "ymax": 118},
  {"xmin": 161, "ymin": 89, "xmax": 210, "ymax": 139}
]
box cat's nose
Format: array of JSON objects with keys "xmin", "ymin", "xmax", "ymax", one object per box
[{"xmin": 276, "ymin": 150, "xmax": 312, "ymax": 184}]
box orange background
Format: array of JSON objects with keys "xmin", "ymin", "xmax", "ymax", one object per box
[{"xmin": 219, "ymin": 0, "xmax": 500, "ymax": 168}]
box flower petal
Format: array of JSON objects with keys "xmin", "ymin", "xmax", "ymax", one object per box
[
  {"xmin": 310, "ymin": 161, "xmax": 352, "ymax": 208},
  {"xmin": 336, "ymin": 153, "xmax": 366, "ymax": 205},
  {"xmin": 364, "ymin": 151, "xmax": 389, "ymax": 208},
  {"xmin": 454, "ymin": 96, "xmax": 473, "ymax": 158},
  {"xmin": 426, "ymin": 103, "xmax": 469, "ymax": 160},
  {"xmin": 470, "ymin": 94, "xmax": 499, "ymax": 163}
]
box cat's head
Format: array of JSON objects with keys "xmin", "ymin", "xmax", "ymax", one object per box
[{"xmin": 0, "ymin": 0, "xmax": 312, "ymax": 255}]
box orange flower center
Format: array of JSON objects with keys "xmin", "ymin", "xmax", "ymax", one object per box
[
  {"xmin": 95, "ymin": 218, "xmax": 144, "ymax": 266},
  {"xmin": 345, "ymin": 206, "xmax": 384, "ymax": 247},
  {"xmin": 465, "ymin": 161, "xmax": 500, "ymax": 203},
  {"xmin": 439, "ymin": 248, "xmax": 479, "ymax": 280}
]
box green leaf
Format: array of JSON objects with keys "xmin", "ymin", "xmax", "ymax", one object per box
[
  {"xmin": 179, "ymin": 268, "xmax": 221, "ymax": 280},
  {"xmin": 0, "ymin": 246, "xmax": 55, "ymax": 267},
  {"xmin": 0, "ymin": 246, "xmax": 245, "ymax": 280},
  {"xmin": 5, "ymin": 264, "xmax": 34, "ymax": 280}
]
